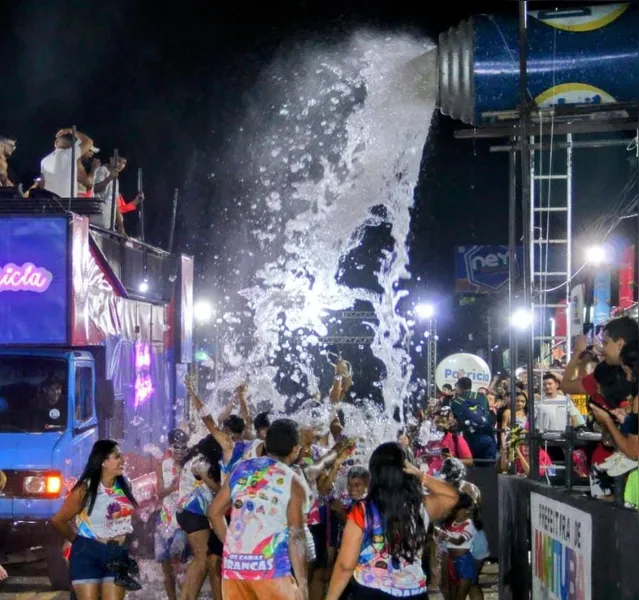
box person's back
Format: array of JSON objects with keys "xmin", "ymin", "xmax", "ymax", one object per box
[
  {"xmin": 223, "ymin": 455, "xmax": 295, "ymax": 577},
  {"xmin": 349, "ymin": 498, "xmax": 428, "ymax": 595},
  {"xmin": 452, "ymin": 377, "xmax": 496, "ymax": 464},
  {"xmin": 41, "ymin": 134, "xmax": 81, "ymax": 197}
]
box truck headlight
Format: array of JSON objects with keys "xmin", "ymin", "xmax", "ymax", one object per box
[{"xmin": 23, "ymin": 472, "xmax": 62, "ymax": 497}]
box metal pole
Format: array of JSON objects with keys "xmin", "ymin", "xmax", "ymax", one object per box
[
  {"xmin": 168, "ymin": 188, "xmax": 179, "ymax": 253},
  {"xmin": 137, "ymin": 168, "xmax": 145, "ymax": 242},
  {"xmin": 519, "ymin": 0, "xmax": 538, "ymax": 480},
  {"xmin": 508, "ymin": 141, "xmax": 518, "ymax": 474},
  {"xmin": 109, "ymin": 149, "xmax": 119, "ymax": 231},
  {"xmin": 69, "ymin": 126, "xmax": 77, "ymax": 210}
]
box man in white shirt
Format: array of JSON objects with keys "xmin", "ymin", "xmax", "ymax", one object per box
[
  {"xmin": 91, "ymin": 156, "xmax": 128, "ymax": 232},
  {"xmin": 537, "ymin": 372, "xmax": 585, "ymax": 432},
  {"xmin": 40, "ymin": 128, "xmax": 94, "ymax": 197}
]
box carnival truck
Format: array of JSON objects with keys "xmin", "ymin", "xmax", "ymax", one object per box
[{"xmin": 0, "ymin": 201, "xmax": 194, "ymax": 588}]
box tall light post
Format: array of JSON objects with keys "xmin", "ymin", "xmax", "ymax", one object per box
[
  {"xmin": 193, "ymin": 299, "xmax": 216, "ymax": 401},
  {"xmin": 415, "ymin": 303, "xmax": 437, "ymax": 402}
]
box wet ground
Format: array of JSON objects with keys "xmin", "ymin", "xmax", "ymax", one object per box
[{"xmin": 0, "ymin": 560, "xmax": 499, "ymax": 599}]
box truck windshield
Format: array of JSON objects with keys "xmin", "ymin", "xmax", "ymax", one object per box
[{"xmin": 0, "ymin": 357, "xmax": 68, "ymax": 433}]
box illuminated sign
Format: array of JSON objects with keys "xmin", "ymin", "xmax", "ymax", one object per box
[
  {"xmin": 0, "ymin": 217, "xmax": 68, "ymax": 344},
  {"xmin": 0, "ymin": 262, "xmax": 53, "ymax": 293},
  {"xmin": 134, "ymin": 342, "xmax": 154, "ymax": 408}
]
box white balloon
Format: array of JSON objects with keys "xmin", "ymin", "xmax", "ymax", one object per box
[{"xmin": 435, "ymin": 353, "xmax": 491, "ymax": 392}]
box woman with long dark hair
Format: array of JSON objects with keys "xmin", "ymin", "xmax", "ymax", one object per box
[
  {"xmin": 52, "ymin": 440, "xmax": 138, "ymax": 600},
  {"xmin": 326, "ymin": 441, "xmax": 459, "ymax": 600},
  {"xmin": 175, "ymin": 434, "xmax": 224, "ymax": 600},
  {"xmin": 591, "ymin": 341, "xmax": 639, "ymax": 505}
]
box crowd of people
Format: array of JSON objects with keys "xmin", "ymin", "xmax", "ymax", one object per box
[
  {"xmin": 0, "ymin": 130, "xmax": 143, "ymax": 236},
  {"xmin": 0, "ymin": 314, "xmax": 636, "ymax": 599}
]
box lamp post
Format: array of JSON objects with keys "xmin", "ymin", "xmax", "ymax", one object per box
[
  {"xmin": 193, "ymin": 299, "xmax": 216, "ymax": 401},
  {"xmin": 415, "ymin": 303, "xmax": 437, "ymax": 403}
]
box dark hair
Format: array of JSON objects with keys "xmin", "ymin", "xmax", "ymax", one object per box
[
  {"xmin": 72, "ymin": 440, "xmax": 138, "ymax": 515},
  {"xmin": 442, "ymin": 384, "xmax": 453, "ymax": 391},
  {"xmin": 168, "ymin": 429, "xmax": 188, "ymax": 446},
  {"xmin": 181, "ymin": 435, "xmax": 223, "ymax": 483},
  {"xmin": 253, "ymin": 411, "xmax": 271, "ymax": 432},
  {"xmin": 265, "ymin": 419, "xmax": 300, "ymax": 458},
  {"xmin": 604, "ymin": 317, "xmax": 639, "ymax": 345},
  {"xmin": 542, "ymin": 372, "xmax": 560, "ymax": 384},
  {"xmin": 348, "ymin": 466, "xmax": 370, "ymax": 482},
  {"xmin": 456, "ymin": 378, "xmax": 472, "ymax": 392},
  {"xmin": 367, "ymin": 442, "xmax": 427, "ymax": 563},
  {"xmin": 593, "ymin": 362, "xmax": 632, "ymax": 408},
  {"xmin": 58, "ymin": 133, "xmax": 74, "ymax": 145},
  {"xmin": 224, "ymin": 415, "xmax": 246, "ymax": 435}
]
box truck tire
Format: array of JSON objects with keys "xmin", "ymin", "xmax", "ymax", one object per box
[{"xmin": 47, "ymin": 543, "xmax": 71, "ymax": 591}]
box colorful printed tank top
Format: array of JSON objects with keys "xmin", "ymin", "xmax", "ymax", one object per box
[
  {"xmin": 159, "ymin": 458, "xmax": 195, "ymax": 536},
  {"xmin": 76, "ymin": 480, "xmax": 135, "ymax": 540},
  {"xmin": 223, "ymin": 456, "xmax": 295, "ymax": 580},
  {"xmin": 177, "ymin": 458, "xmax": 214, "ymax": 516},
  {"xmin": 353, "ymin": 500, "xmax": 428, "ymax": 597},
  {"xmin": 221, "ymin": 440, "xmax": 250, "ymax": 481}
]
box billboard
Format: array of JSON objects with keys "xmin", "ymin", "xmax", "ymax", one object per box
[
  {"xmin": 455, "ymin": 245, "xmax": 523, "ymax": 294},
  {"xmin": 0, "ymin": 217, "xmax": 69, "ymax": 344},
  {"xmin": 531, "ymin": 492, "xmax": 591, "ymax": 600}
]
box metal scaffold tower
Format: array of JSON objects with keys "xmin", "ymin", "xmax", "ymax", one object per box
[
  {"xmin": 425, "ymin": 319, "xmax": 438, "ymax": 400},
  {"xmin": 530, "ymin": 133, "xmax": 573, "ymax": 368}
]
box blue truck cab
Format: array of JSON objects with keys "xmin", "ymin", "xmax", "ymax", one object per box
[{"xmin": 0, "ymin": 205, "xmax": 193, "ymax": 588}]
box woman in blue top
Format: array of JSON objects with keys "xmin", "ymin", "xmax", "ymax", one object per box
[{"xmin": 175, "ymin": 435, "xmax": 223, "ymax": 600}]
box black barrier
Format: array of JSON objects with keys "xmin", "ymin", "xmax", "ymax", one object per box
[
  {"xmin": 499, "ymin": 475, "xmax": 639, "ymax": 600},
  {"xmin": 464, "ymin": 465, "xmax": 499, "ymax": 559}
]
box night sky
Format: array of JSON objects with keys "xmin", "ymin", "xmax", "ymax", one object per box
[{"xmin": 1, "ymin": 0, "xmax": 635, "ymax": 359}]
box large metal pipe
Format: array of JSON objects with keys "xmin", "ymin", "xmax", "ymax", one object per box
[{"xmin": 438, "ymin": 3, "xmax": 638, "ymax": 124}]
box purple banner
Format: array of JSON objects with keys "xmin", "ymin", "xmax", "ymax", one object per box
[{"xmin": 0, "ymin": 217, "xmax": 68, "ymax": 344}]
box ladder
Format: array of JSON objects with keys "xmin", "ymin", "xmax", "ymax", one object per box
[{"xmin": 529, "ymin": 133, "xmax": 573, "ymax": 369}]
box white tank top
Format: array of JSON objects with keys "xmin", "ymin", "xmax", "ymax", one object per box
[
  {"xmin": 242, "ymin": 439, "xmax": 264, "ymax": 461},
  {"xmin": 76, "ymin": 480, "xmax": 135, "ymax": 540}
]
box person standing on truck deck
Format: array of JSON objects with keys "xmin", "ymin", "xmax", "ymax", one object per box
[
  {"xmin": 40, "ymin": 128, "xmax": 95, "ymax": 198},
  {"xmin": 0, "ymin": 134, "xmax": 19, "ymax": 188},
  {"xmin": 52, "ymin": 440, "xmax": 139, "ymax": 600},
  {"xmin": 155, "ymin": 429, "xmax": 191, "ymax": 600}
]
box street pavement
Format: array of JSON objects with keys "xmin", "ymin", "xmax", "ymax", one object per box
[{"xmin": 0, "ymin": 560, "xmax": 499, "ymax": 599}]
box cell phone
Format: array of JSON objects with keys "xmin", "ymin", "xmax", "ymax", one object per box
[{"xmin": 588, "ymin": 401, "xmax": 617, "ymax": 421}]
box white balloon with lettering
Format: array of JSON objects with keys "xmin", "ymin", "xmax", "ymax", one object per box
[{"xmin": 435, "ymin": 353, "xmax": 491, "ymax": 392}]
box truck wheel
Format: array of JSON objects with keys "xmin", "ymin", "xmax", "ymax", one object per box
[{"xmin": 47, "ymin": 543, "xmax": 71, "ymax": 591}]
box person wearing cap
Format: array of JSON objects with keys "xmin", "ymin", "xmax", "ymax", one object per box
[
  {"xmin": 77, "ymin": 144, "xmax": 101, "ymax": 197},
  {"xmin": 154, "ymin": 429, "xmax": 192, "ymax": 600},
  {"xmin": 40, "ymin": 128, "xmax": 95, "ymax": 197},
  {"xmin": 92, "ymin": 155, "xmax": 144, "ymax": 235}
]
